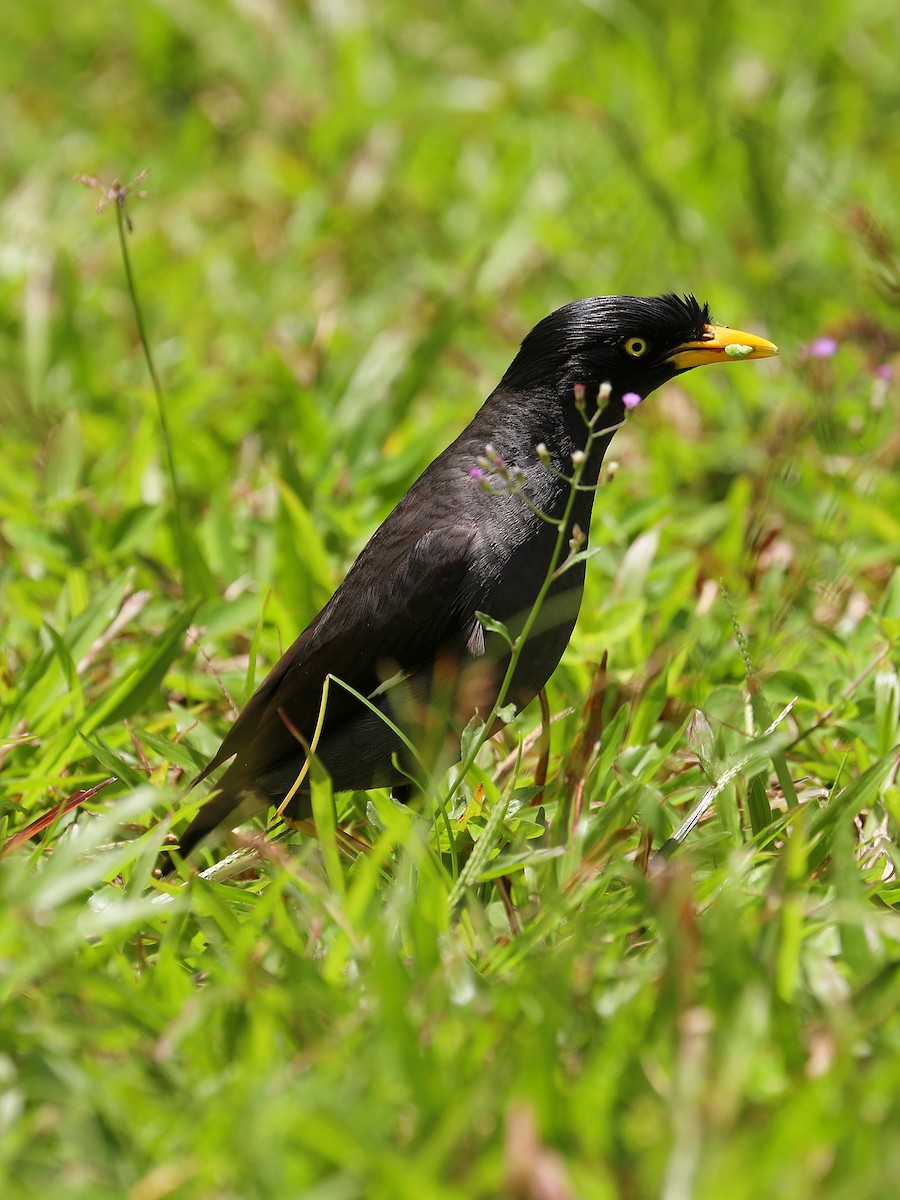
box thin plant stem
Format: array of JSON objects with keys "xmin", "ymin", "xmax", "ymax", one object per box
[
  {"xmin": 113, "ymin": 201, "xmax": 192, "ymax": 595},
  {"xmin": 438, "ymin": 396, "xmax": 624, "ymax": 842}
]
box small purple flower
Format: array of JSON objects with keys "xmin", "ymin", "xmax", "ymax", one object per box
[
  {"xmin": 622, "ymin": 391, "xmax": 642, "ymax": 411},
  {"xmin": 470, "ymin": 467, "xmax": 494, "ymax": 493},
  {"xmin": 480, "ymin": 444, "xmax": 506, "ymax": 471},
  {"xmin": 875, "ymin": 363, "xmax": 894, "ymax": 382},
  {"xmin": 805, "ymin": 336, "xmax": 838, "ymax": 359}
]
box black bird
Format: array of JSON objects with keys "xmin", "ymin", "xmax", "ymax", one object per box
[{"xmin": 167, "ymin": 293, "xmax": 776, "ymax": 870}]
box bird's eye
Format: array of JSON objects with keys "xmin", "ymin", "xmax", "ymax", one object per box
[{"xmin": 624, "ymin": 336, "xmax": 649, "ymax": 358}]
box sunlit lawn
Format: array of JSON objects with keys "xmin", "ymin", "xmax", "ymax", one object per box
[{"xmin": 1, "ymin": 2, "xmax": 898, "ymax": 1197}]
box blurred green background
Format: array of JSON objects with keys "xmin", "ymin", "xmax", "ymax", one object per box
[{"xmin": 1, "ymin": 2, "xmax": 898, "ymax": 1197}]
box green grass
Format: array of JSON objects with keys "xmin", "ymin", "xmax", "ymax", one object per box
[{"xmin": 1, "ymin": 1, "xmax": 899, "ymax": 1196}]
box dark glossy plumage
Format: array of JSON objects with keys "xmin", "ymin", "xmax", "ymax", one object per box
[{"xmin": 166, "ymin": 293, "xmax": 776, "ymax": 869}]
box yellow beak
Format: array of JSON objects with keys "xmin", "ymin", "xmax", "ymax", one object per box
[{"xmin": 667, "ymin": 323, "xmax": 779, "ymax": 370}]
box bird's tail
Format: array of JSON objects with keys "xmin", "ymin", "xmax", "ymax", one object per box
[{"xmin": 159, "ymin": 770, "xmax": 266, "ymax": 876}]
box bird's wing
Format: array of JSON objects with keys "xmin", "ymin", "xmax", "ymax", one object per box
[{"xmin": 194, "ymin": 519, "xmax": 483, "ymax": 783}]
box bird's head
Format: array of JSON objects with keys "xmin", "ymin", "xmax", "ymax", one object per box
[{"xmin": 501, "ymin": 293, "xmax": 777, "ymax": 412}]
